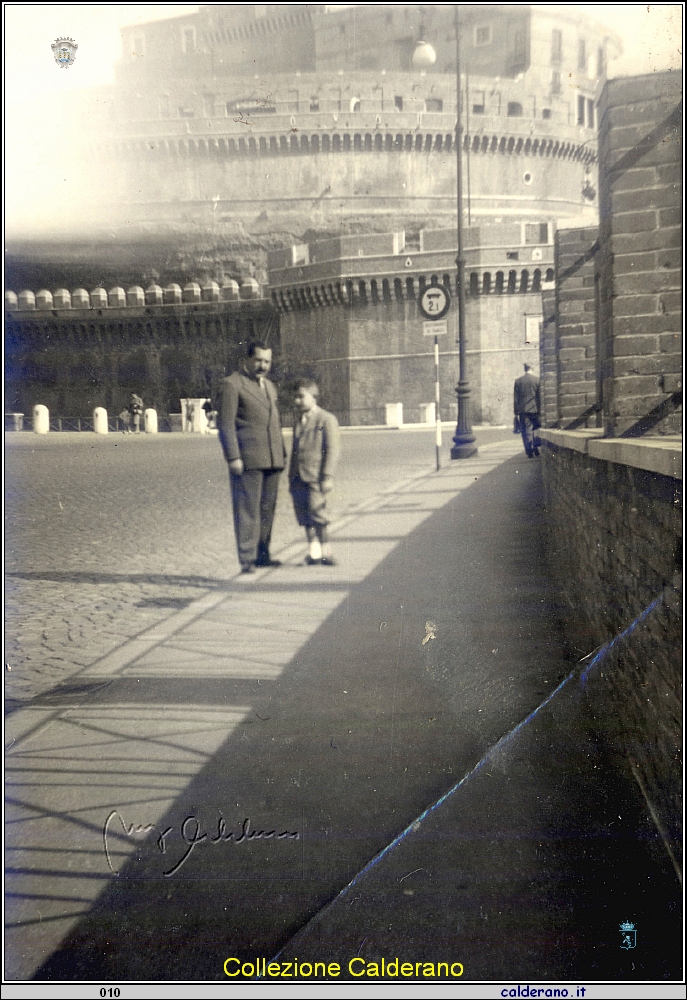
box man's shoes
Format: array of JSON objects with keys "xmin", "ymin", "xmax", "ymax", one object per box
[
  {"xmin": 240, "ymin": 563, "xmax": 255, "ymax": 574},
  {"xmin": 254, "ymin": 557, "xmax": 282, "ymax": 568},
  {"xmin": 321, "ymin": 556, "xmax": 337, "ymax": 566},
  {"xmin": 533, "ymin": 448, "xmax": 540, "ymax": 456},
  {"xmin": 305, "ymin": 555, "xmax": 321, "ymax": 565}
]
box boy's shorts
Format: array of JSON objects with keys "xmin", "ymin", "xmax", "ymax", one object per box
[{"xmin": 289, "ymin": 476, "xmax": 330, "ymax": 528}]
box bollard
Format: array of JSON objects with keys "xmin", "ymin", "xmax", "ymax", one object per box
[
  {"xmin": 385, "ymin": 402, "xmax": 404, "ymax": 428},
  {"xmin": 93, "ymin": 407, "xmax": 109, "ymax": 434},
  {"xmin": 144, "ymin": 408, "xmax": 158, "ymax": 433},
  {"xmin": 419, "ymin": 402, "xmax": 436, "ymax": 424},
  {"xmin": 33, "ymin": 404, "xmax": 50, "ymax": 434}
]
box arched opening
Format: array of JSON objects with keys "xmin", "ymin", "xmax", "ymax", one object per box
[
  {"xmin": 322, "ymin": 134, "xmax": 330, "ymax": 152},
  {"xmin": 311, "ymin": 135, "xmax": 319, "ymax": 152},
  {"xmin": 482, "ymin": 272, "xmax": 492, "ymax": 294},
  {"xmin": 385, "ymin": 134, "xmax": 393, "ymax": 151},
  {"xmin": 394, "ymin": 278, "xmax": 404, "ymax": 301},
  {"xmin": 507, "ymin": 270, "xmax": 517, "ymax": 293},
  {"xmin": 495, "ymin": 271, "xmax": 504, "ymax": 294},
  {"xmin": 515, "ymin": 138, "xmax": 523, "ymax": 154},
  {"xmin": 442, "ymin": 273, "xmax": 451, "ymax": 289},
  {"xmin": 405, "ymin": 134, "xmax": 413, "ymax": 151},
  {"xmin": 259, "ymin": 137, "xmax": 267, "ymax": 154},
  {"xmin": 358, "ymin": 280, "xmax": 367, "ymax": 302},
  {"xmin": 444, "ymin": 135, "xmax": 452, "ymax": 152},
  {"xmin": 290, "ymin": 134, "xmax": 299, "ymax": 152},
  {"xmin": 269, "ymin": 135, "xmax": 278, "ymax": 153},
  {"xmin": 531, "ymin": 269, "xmax": 541, "ymax": 292},
  {"xmin": 395, "ymin": 134, "xmax": 403, "ymax": 151},
  {"xmin": 425, "ymin": 135, "xmax": 433, "ymax": 152},
  {"xmin": 374, "ymin": 133, "xmax": 383, "ymax": 151},
  {"xmin": 519, "ymin": 270, "xmax": 529, "ymax": 293},
  {"xmin": 406, "ymin": 277, "xmax": 415, "ymax": 299},
  {"xmin": 248, "ymin": 137, "xmax": 257, "ymax": 154},
  {"xmin": 370, "ymin": 279, "xmax": 380, "ymax": 302},
  {"xmin": 434, "ymin": 135, "xmax": 443, "ymax": 152},
  {"xmin": 332, "ymin": 134, "xmax": 341, "ymax": 152},
  {"xmin": 364, "ymin": 134, "xmax": 372, "ymax": 151},
  {"xmin": 301, "ymin": 134, "xmax": 309, "ymax": 152},
  {"xmin": 471, "ymin": 135, "xmax": 480, "ymax": 152},
  {"xmin": 279, "ymin": 136, "xmax": 288, "ymax": 152},
  {"xmin": 415, "ymin": 134, "xmax": 423, "ymax": 151},
  {"xmin": 499, "ymin": 136, "xmax": 507, "ymax": 153},
  {"xmin": 507, "ymin": 137, "xmax": 515, "ymax": 153},
  {"xmin": 469, "ymin": 272, "xmax": 479, "ymax": 296},
  {"xmin": 354, "ymin": 134, "xmax": 362, "ymax": 150},
  {"xmin": 382, "ymin": 279, "xmax": 392, "ymax": 301},
  {"xmin": 343, "ymin": 134, "xmax": 351, "ymax": 151},
  {"xmin": 545, "ymin": 268, "xmax": 554, "ymax": 283}
]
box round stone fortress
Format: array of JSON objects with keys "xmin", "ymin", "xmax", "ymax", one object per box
[{"xmin": 109, "ymin": 3, "xmax": 620, "ymax": 234}]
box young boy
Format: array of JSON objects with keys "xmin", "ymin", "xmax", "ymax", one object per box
[{"xmin": 289, "ymin": 379, "xmax": 340, "ymax": 566}]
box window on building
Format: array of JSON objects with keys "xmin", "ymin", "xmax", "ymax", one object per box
[
  {"xmin": 597, "ymin": 45, "xmax": 605, "ymax": 77},
  {"xmin": 310, "ymin": 96, "xmax": 320, "ymax": 112},
  {"xmin": 472, "ymin": 90, "xmax": 486, "ymax": 114},
  {"xmin": 350, "ymin": 98, "xmax": 361, "ymax": 112},
  {"xmin": 425, "ymin": 98, "xmax": 443, "ymax": 112},
  {"xmin": 394, "ymin": 95, "xmax": 403, "ymax": 111},
  {"xmin": 577, "ymin": 94, "xmax": 585, "ymax": 126},
  {"xmin": 183, "ymin": 27, "xmax": 196, "ymax": 53},
  {"xmin": 551, "ymin": 71, "xmax": 561, "ymax": 95},
  {"xmin": 578, "ymin": 38, "xmax": 586, "ymax": 72},
  {"xmin": 509, "ymin": 28, "xmax": 527, "ymax": 73},
  {"xmin": 525, "ymin": 223, "xmax": 549, "ymax": 244},
  {"xmin": 587, "ymin": 98, "xmax": 595, "ymax": 129},
  {"xmin": 507, "ymin": 102, "xmax": 523, "ymax": 117},
  {"xmin": 474, "ymin": 24, "xmax": 492, "ymax": 47},
  {"xmin": 525, "ymin": 315, "xmax": 542, "ymax": 347},
  {"xmin": 551, "ymin": 28, "xmax": 562, "ymax": 64},
  {"xmin": 507, "ymin": 251, "xmax": 519, "ymax": 260},
  {"xmin": 542, "ymin": 108, "xmax": 552, "ymax": 120}
]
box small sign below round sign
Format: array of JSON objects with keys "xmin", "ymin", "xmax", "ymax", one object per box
[{"xmin": 418, "ymin": 282, "xmax": 451, "ymax": 321}]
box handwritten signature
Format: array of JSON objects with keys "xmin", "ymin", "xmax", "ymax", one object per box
[{"xmin": 103, "ymin": 810, "xmax": 299, "ymax": 878}]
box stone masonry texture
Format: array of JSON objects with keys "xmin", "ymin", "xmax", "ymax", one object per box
[
  {"xmin": 596, "ymin": 71, "xmax": 682, "ymax": 436},
  {"xmin": 541, "ymin": 444, "xmax": 682, "ymax": 864}
]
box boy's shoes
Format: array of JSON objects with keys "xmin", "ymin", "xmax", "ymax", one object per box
[
  {"xmin": 240, "ymin": 563, "xmax": 255, "ymax": 574},
  {"xmin": 305, "ymin": 555, "xmax": 321, "ymax": 565},
  {"xmin": 321, "ymin": 557, "xmax": 337, "ymax": 566},
  {"xmin": 254, "ymin": 557, "xmax": 282, "ymax": 567}
]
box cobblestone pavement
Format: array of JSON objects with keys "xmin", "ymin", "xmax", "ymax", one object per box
[{"xmin": 5, "ymin": 428, "xmax": 510, "ymax": 706}]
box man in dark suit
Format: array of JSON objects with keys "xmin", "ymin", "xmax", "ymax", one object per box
[
  {"xmin": 514, "ymin": 363, "xmax": 541, "ymax": 458},
  {"xmin": 218, "ymin": 342, "xmax": 286, "ymax": 573}
]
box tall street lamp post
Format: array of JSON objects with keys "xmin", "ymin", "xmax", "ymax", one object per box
[{"xmin": 451, "ymin": 4, "xmax": 477, "ymax": 460}]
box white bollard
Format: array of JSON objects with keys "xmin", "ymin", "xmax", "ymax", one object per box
[
  {"xmin": 420, "ymin": 402, "xmax": 436, "ymax": 425},
  {"xmin": 144, "ymin": 408, "xmax": 158, "ymax": 433},
  {"xmin": 93, "ymin": 407, "xmax": 109, "ymax": 434},
  {"xmin": 33, "ymin": 404, "xmax": 50, "ymax": 434},
  {"xmin": 385, "ymin": 402, "xmax": 404, "ymax": 428}
]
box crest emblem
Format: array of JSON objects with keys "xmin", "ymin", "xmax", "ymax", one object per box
[
  {"xmin": 51, "ymin": 37, "xmax": 78, "ymax": 69},
  {"xmin": 620, "ymin": 920, "xmax": 637, "ymax": 949}
]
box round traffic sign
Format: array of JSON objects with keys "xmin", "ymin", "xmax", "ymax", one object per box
[{"xmin": 418, "ymin": 282, "xmax": 451, "ymax": 321}]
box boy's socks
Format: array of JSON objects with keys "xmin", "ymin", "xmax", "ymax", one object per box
[{"xmin": 309, "ymin": 538, "xmax": 323, "ymax": 560}]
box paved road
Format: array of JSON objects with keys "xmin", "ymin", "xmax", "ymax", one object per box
[{"xmin": 5, "ymin": 427, "xmax": 508, "ymax": 707}]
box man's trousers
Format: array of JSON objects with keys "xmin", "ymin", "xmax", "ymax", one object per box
[
  {"xmin": 518, "ymin": 413, "xmax": 539, "ymax": 457},
  {"xmin": 230, "ymin": 468, "xmax": 282, "ymax": 566}
]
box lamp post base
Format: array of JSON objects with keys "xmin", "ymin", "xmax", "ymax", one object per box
[
  {"xmin": 450, "ymin": 440, "xmax": 478, "ymax": 460},
  {"xmin": 451, "ymin": 380, "xmax": 478, "ymax": 460}
]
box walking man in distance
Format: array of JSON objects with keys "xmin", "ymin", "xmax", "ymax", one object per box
[{"xmin": 514, "ymin": 363, "xmax": 541, "ymax": 458}]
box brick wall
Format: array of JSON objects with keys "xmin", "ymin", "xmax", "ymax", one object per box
[
  {"xmin": 597, "ymin": 71, "xmax": 682, "ymax": 436},
  {"xmin": 539, "ymin": 288, "xmax": 557, "ymax": 427},
  {"xmin": 553, "ymin": 227, "xmax": 599, "ymax": 427},
  {"xmin": 541, "ymin": 440, "xmax": 682, "ymax": 864}
]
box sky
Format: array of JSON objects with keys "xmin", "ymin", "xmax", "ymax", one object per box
[{"xmin": 4, "ymin": 3, "xmax": 682, "ymax": 236}]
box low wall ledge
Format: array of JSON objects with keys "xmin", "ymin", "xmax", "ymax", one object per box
[{"xmin": 539, "ymin": 429, "xmax": 682, "ymax": 480}]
